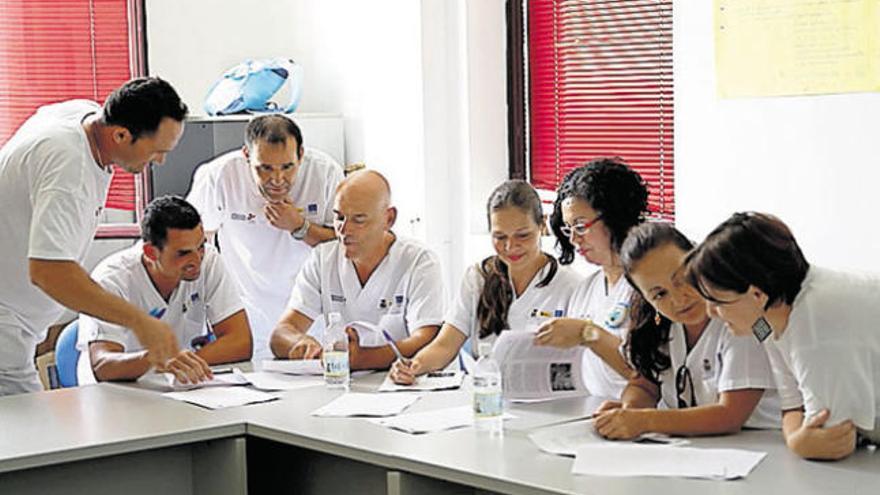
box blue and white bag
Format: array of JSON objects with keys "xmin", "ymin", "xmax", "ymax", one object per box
[{"xmin": 203, "ymin": 58, "xmax": 303, "ymax": 115}]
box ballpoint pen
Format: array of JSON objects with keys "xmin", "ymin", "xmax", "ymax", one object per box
[{"xmin": 381, "ymin": 330, "xmax": 409, "ymax": 363}]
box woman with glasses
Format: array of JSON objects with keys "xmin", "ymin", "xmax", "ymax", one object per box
[
  {"xmin": 591, "ymin": 222, "xmax": 779, "ymax": 440},
  {"xmin": 684, "ymin": 212, "xmax": 879, "ymax": 460},
  {"xmin": 533, "ymin": 158, "xmax": 647, "ymax": 398},
  {"xmin": 389, "ymin": 180, "xmax": 580, "ymax": 384}
]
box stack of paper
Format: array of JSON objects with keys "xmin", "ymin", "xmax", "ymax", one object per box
[
  {"xmin": 311, "ymin": 393, "xmax": 419, "ymax": 417},
  {"xmin": 369, "ymin": 405, "xmax": 515, "ymax": 434},
  {"xmin": 138, "ymin": 370, "xmax": 249, "ymax": 391},
  {"xmin": 261, "ymin": 359, "xmax": 324, "ymax": 375},
  {"xmin": 378, "ymin": 370, "xmax": 465, "ymax": 392},
  {"xmin": 572, "ymin": 444, "xmax": 766, "ymax": 480},
  {"xmin": 163, "ymin": 387, "xmax": 279, "ymax": 409},
  {"xmin": 237, "ymin": 371, "xmax": 324, "ymax": 391}
]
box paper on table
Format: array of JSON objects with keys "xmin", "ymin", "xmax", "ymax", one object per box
[
  {"xmin": 369, "ymin": 405, "xmax": 516, "ymax": 434},
  {"xmin": 163, "ymin": 386, "xmax": 279, "ymax": 409},
  {"xmin": 378, "ymin": 370, "xmax": 465, "ymax": 392},
  {"xmin": 311, "ymin": 393, "xmax": 419, "ymax": 417},
  {"xmin": 261, "ymin": 359, "xmax": 323, "ymax": 375},
  {"xmin": 492, "ymin": 330, "xmax": 588, "ymax": 401},
  {"xmin": 529, "ymin": 419, "xmax": 690, "ymax": 457},
  {"xmin": 237, "ymin": 371, "xmax": 324, "ymax": 391},
  {"xmin": 137, "ymin": 370, "xmax": 249, "ymax": 391},
  {"xmin": 572, "ymin": 444, "xmax": 766, "ymax": 480}
]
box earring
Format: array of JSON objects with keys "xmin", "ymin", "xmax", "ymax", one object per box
[
  {"xmin": 751, "ymin": 316, "xmax": 773, "ymax": 342},
  {"xmin": 654, "ymin": 311, "xmax": 662, "ymax": 325}
]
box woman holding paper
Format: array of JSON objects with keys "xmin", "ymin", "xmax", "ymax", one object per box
[
  {"xmin": 592, "ymin": 222, "xmax": 779, "ymax": 441},
  {"xmin": 683, "ymin": 212, "xmax": 879, "ymax": 460},
  {"xmin": 389, "ymin": 180, "xmax": 580, "ymax": 384},
  {"xmin": 532, "ymin": 158, "xmax": 647, "ymax": 398}
]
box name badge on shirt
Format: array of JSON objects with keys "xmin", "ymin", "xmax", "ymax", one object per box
[
  {"xmin": 604, "ymin": 301, "xmax": 630, "ymax": 329},
  {"xmin": 230, "ymin": 212, "xmax": 257, "ymax": 223},
  {"xmin": 330, "ymin": 294, "xmax": 346, "ymax": 303}
]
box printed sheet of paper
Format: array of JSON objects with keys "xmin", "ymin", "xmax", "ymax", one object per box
[
  {"xmin": 528, "ymin": 419, "xmax": 689, "ymax": 457},
  {"xmin": 237, "ymin": 371, "xmax": 324, "ymax": 391},
  {"xmin": 492, "ymin": 330, "xmax": 588, "ymax": 401},
  {"xmin": 138, "ymin": 370, "xmax": 249, "ymax": 391},
  {"xmin": 378, "ymin": 370, "xmax": 465, "ymax": 392},
  {"xmin": 715, "ymin": 0, "xmax": 880, "ymax": 97},
  {"xmin": 261, "ymin": 359, "xmax": 324, "ymax": 375},
  {"xmin": 311, "ymin": 393, "xmax": 420, "ymax": 417},
  {"xmin": 572, "ymin": 443, "xmax": 766, "ymax": 480},
  {"xmin": 369, "ymin": 405, "xmax": 516, "ymax": 434},
  {"xmin": 163, "ymin": 386, "xmax": 279, "ymax": 409}
]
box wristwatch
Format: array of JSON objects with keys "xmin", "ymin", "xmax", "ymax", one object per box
[
  {"xmin": 581, "ymin": 321, "xmax": 599, "ymax": 345},
  {"xmin": 291, "ymin": 218, "xmax": 311, "ymax": 240}
]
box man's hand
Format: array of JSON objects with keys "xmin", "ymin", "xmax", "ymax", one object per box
[
  {"xmin": 132, "ymin": 317, "xmax": 179, "ymax": 368},
  {"xmin": 288, "ymin": 334, "xmax": 323, "ymax": 360},
  {"xmin": 264, "ymin": 198, "xmax": 304, "ymax": 233},
  {"xmin": 346, "ymin": 328, "xmax": 363, "ymax": 369},
  {"xmin": 389, "ymin": 358, "xmax": 424, "ymax": 385},
  {"xmin": 787, "ymin": 409, "xmax": 857, "ymax": 460},
  {"xmin": 157, "ymin": 350, "xmax": 213, "ymax": 385}
]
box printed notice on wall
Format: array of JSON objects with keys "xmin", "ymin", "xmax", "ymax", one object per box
[{"xmin": 715, "ymin": 0, "xmax": 880, "ymax": 98}]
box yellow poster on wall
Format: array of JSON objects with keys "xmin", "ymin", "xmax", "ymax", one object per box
[{"xmin": 715, "ymin": 0, "xmax": 880, "ymax": 98}]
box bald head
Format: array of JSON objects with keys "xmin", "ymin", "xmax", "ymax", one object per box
[
  {"xmin": 337, "ymin": 169, "xmax": 392, "ymax": 210},
  {"xmin": 333, "ymin": 169, "xmax": 397, "ymax": 261}
]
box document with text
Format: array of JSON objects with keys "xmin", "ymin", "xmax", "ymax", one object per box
[{"xmin": 493, "ymin": 330, "xmax": 588, "ymax": 401}]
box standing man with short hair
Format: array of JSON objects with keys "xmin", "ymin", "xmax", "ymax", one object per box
[
  {"xmin": 0, "ymin": 77, "xmax": 188, "ymax": 395},
  {"xmin": 187, "ymin": 114, "xmax": 343, "ymax": 359}
]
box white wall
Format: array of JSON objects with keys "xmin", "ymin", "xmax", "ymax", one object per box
[{"xmin": 675, "ymin": 2, "xmax": 880, "ymax": 272}]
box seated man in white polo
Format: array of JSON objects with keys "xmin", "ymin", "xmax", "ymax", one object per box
[
  {"xmin": 187, "ymin": 114, "xmax": 343, "ymax": 360},
  {"xmin": 270, "ymin": 170, "xmax": 445, "ymax": 370},
  {"xmin": 80, "ymin": 196, "xmax": 252, "ymax": 384}
]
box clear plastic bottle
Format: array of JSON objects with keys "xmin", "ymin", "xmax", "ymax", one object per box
[
  {"xmin": 472, "ymin": 342, "xmax": 503, "ymax": 433},
  {"xmin": 322, "ymin": 312, "xmax": 350, "ymax": 390}
]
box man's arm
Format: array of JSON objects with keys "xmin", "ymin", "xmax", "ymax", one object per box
[
  {"xmin": 269, "ymin": 309, "xmax": 316, "ymax": 358},
  {"xmin": 301, "ymin": 223, "xmax": 335, "ymax": 247},
  {"xmin": 90, "ymin": 341, "xmax": 213, "ymax": 384},
  {"xmin": 30, "ymin": 259, "xmax": 178, "ymax": 365},
  {"xmin": 348, "ymin": 324, "xmax": 440, "ymax": 371},
  {"xmin": 198, "ymin": 309, "xmax": 252, "ymax": 364}
]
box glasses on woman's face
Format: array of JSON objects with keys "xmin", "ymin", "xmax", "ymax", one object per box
[
  {"xmin": 560, "ymin": 216, "xmax": 602, "ymax": 239},
  {"xmin": 675, "ymin": 364, "xmax": 697, "ymax": 409}
]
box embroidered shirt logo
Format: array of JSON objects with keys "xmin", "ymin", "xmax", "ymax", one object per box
[
  {"xmin": 230, "ymin": 212, "xmax": 257, "ymax": 222},
  {"xmin": 604, "ymin": 302, "xmax": 630, "ymax": 329},
  {"xmin": 330, "ymin": 294, "xmax": 346, "ymax": 303},
  {"xmin": 307, "ymin": 203, "xmax": 319, "ymax": 215}
]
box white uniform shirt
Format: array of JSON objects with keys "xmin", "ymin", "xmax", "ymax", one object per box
[
  {"xmin": 658, "ymin": 319, "xmax": 780, "ymax": 429},
  {"xmin": 765, "ymin": 265, "xmax": 880, "ymax": 442},
  {"xmin": 567, "ymin": 270, "xmax": 633, "ymax": 398},
  {"xmin": 186, "ymin": 148, "xmax": 343, "ymax": 359},
  {"xmin": 0, "ymin": 100, "xmax": 111, "ymax": 394},
  {"xmin": 445, "ymin": 259, "xmax": 581, "ymax": 356},
  {"xmin": 78, "ymin": 243, "xmax": 244, "ymax": 353},
  {"xmin": 287, "ymin": 237, "xmax": 445, "ymax": 347}
]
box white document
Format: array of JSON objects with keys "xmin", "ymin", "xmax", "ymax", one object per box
[
  {"xmin": 369, "ymin": 405, "xmax": 516, "ymax": 434},
  {"xmin": 163, "ymin": 386, "xmax": 279, "ymax": 410},
  {"xmin": 237, "ymin": 371, "xmax": 325, "ymax": 391},
  {"xmin": 378, "ymin": 370, "xmax": 465, "ymax": 392},
  {"xmin": 311, "ymin": 393, "xmax": 420, "ymax": 417},
  {"xmin": 529, "ymin": 419, "xmax": 690, "ymax": 457},
  {"xmin": 492, "ymin": 330, "xmax": 588, "ymax": 401},
  {"xmin": 572, "ymin": 444, "xmax": 766, "ymax": 480},
  {"xmin": 261, "ymin": 359, "xmax": 324, "ymax": 375},
  {"xmin": 138, "ymin": 370, "xmax": 249, "ymax": 391}
]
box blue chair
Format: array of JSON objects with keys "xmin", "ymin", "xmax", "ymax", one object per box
[{"xmin": 55, "ymin": 321, "xmax": 80, "ymax": 388}]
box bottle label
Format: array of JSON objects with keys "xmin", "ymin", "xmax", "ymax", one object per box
[
  {"xmin": 473, "ymin": 390, "xmax": 502, "ymax": 418},
  {"xmin": 324, "ymin": 351, "xmax": 349, "ymax": 378}
]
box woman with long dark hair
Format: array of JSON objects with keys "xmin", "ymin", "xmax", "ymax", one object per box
[
  {"xmin": 389, "ymin": 180, "xmax": 580, "ymax": 383},
  {"xmin": 592, "ymin": 222, "xmax": 779, "ymax": 440},
  {"xmin": 533, "ymin": 158, "xmax": 647, "ymax": 398},
  {"xmin": 685, "ymin": 212, "xmax": 879, "ymax": 460}
]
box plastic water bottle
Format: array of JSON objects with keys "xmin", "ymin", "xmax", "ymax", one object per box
[
  {"xmin": 473, "ymin": 342, "xmax": 503, "ymax": 433},
  {"xmin": 323, "ymin": 312, "xmax": 349, "ymax": 390}
]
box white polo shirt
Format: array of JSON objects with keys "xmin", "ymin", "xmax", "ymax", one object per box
[
  {"xmin": 567, "ymin": 270, "xmax": 633, "ymax": 398},
  {"xmin": 287, "ymin": 236, "xmax": 445, "ymax": 347},
  {"xmin": 765, "ymin": 265, "xmax": 880, "ymax": 443},
  {"xmin": 186, "ymin": 147, "xmax": 343, "ymax": 359},
  {"xmin": 445, "ymin": 258, "xmax": 581, "ymax": 356},
  {"xmin": 658, "ymin": 319, "xmax": 780, "ymax": 429},
  {"xmin": 0, "ymin": 100, "xmax": 111, "ymax": 394},
  {"xmin": 78, "ymin": 242, "xmax": 244, "ymax": 353}
]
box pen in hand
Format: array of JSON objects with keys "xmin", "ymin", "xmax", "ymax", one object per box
[{"xmin": 382, "ymin": 330, "xmax": 409, "ymax": 363}]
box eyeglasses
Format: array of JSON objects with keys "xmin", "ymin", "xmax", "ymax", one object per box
[
  {"xmin": 675, "ymin": 364, "xmax": 697, "ymax": 409},
  {"xmin": 560, "ymin": 216, "xmax": 602, "ymax": 238}
]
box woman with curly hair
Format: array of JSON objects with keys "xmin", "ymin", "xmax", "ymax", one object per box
[
  {"xmin": 533, "ymin": 157, "xmax": 647, "ymax": 398},
  {"xmin": 591, "ymin": 221, "xmax": 779, "ymax": 440},
  {"xmin": 389, "ymin": 180, "xmax": 580, "ymax": 384}
]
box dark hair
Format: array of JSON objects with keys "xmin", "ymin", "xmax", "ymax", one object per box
[
  {"xmin": 101, "ymin": 77, "xmax": 188, "ymax": 142},
  {"xmin": 550, "ymin": 157, "xmax": 649, "ymax": 264},
  {"xmin": 245, "ymin": 114, "xmax": 304, "ymax": 158},
  {"xmin": 141, "ymin": 195, "xmax": 202, "ymax": 249},
  {"xmin": 684, "ymin": 212, "xmax": 808, "ymax": 309},
  {"xmin": 620, "ymin": 222, "xmax": 695, "ymax": 383},
  {"xmin": 477, "ymin": 180, "xmax": 558, "ymax": 338}
]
